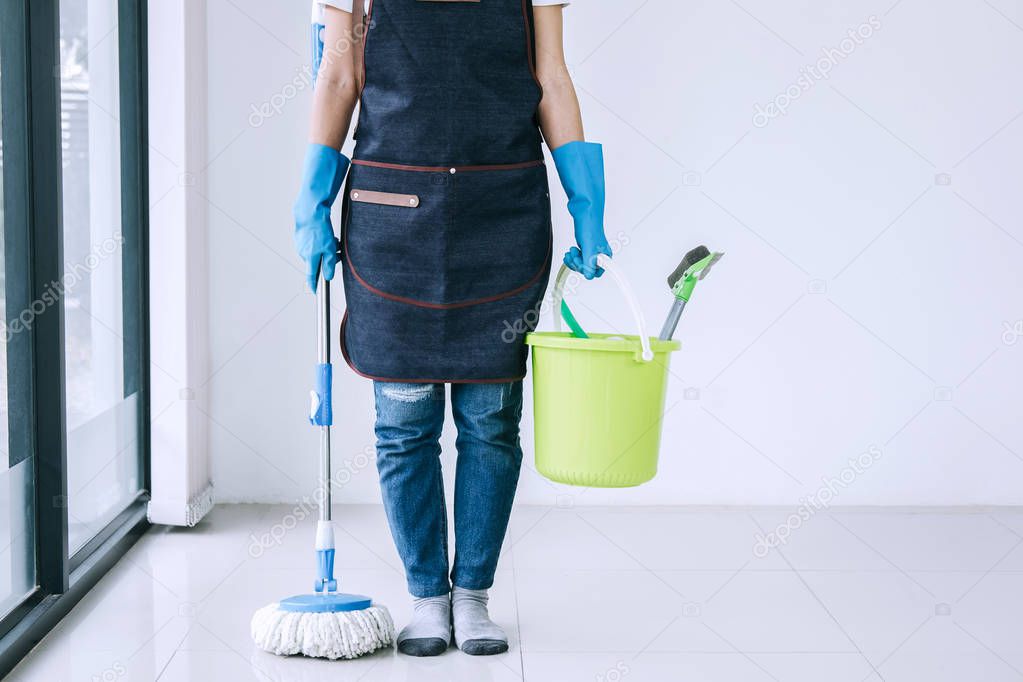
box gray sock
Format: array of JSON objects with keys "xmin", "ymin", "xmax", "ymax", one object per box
[
  {"xmin": 452, "ymin": 587, "xmax": 508, "ymax": 655},
  {"xmin": 396, "ymin": 595, "xmax": 451, "ymax": 657}
]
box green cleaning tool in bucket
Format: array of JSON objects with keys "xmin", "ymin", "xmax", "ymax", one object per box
[
  {"xmin": 659, "ymin": 246, "xmax": 724, "ymax": 341},
  {"xmin": 526, "ymin": 255, "xmax": 680, "ymax": 487}
]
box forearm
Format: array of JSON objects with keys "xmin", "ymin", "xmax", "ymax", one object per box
[
  {"xmin": 537, "ymin": 65, "xmax": 584, "ymax": 149},
  {"xmin": 533, "ymin": 5, "xmax": 583, "ymax": 149},
  {"xmin": 310, "ymin": 77, "xmax": 358, "ymax": 149},
  {"xmin": 308, "ymin": 7, "xmax": 359, "ymax": 150}
]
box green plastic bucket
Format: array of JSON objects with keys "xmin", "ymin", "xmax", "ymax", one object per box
[{"xmin": 526, "ymin": 258, "xmax": 680, "ymax": 487}]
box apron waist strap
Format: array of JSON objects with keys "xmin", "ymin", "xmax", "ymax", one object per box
[{"xmin": 352, "ymin": 159, "xmax": 544, "ymax": 173}]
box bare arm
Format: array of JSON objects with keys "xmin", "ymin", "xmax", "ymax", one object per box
[
  {"xmin": 309, "ymin": 7, "xmax": 360, "ymax": 149},
  {"xmin": 534, "ymin": 5, "xmax": 584, "ymax": 149}
]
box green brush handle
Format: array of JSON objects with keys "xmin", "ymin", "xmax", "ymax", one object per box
[{"xmin": 671, "ymin": 251, "xmax": 724, "ymax": 301}]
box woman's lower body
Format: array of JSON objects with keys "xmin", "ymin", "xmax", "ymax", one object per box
[{"xmin": 373, "ymin": 379, "xmax": 523, "ymax": 655}]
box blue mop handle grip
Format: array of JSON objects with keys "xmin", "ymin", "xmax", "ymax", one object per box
[
  {"xmin": 311, "ymin": 1, "xmax": 325, "ymax": 85},
  {"xmin": 310, "ymin": 362, "xmax": 332, "ymax": 426},
  {"xmin": 310, "ymin": 23, "xmax": 324, "ymax": 84}
]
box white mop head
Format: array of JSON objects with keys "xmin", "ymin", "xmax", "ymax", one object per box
[{"xmin": 251, "ymin": 602, "xmax": 395, "ymax": 659}]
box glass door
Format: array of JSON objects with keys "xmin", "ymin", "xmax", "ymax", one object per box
[
  {"xmin": 0, "ymin": 24, "xmax": 37, "ymax": 620},
  {"xmin": 59, "ymin": 0, "xmax": 142, "ymax": 555},
  {"xmin": 0, "ymin": 0, "xmax": 149, "ymax": 673}
]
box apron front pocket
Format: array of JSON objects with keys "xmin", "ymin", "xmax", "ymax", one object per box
[{"xmin": 343, "ymin": 162, "xmax": 552, "ymax": 308}]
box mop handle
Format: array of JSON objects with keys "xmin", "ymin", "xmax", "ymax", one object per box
[{"xmin": 315, "ymin": 274, "xmax": 332, "ymax": 523}]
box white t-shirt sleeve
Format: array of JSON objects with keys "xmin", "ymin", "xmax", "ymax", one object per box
[
  {"xmin": 318, "ymin": 0, "xmax": 351, "ymax": 12},
  {"xmin": 317, "ymin": 0, "xmax": 566, "ymax": 13}
]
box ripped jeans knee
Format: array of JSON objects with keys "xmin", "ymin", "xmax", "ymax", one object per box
[{"xmin": 377, "ymin": 382, "xmax": 443, "ymax": 404}]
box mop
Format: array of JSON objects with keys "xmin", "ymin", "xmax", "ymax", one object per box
[{"xmin": 250, "ymin": 274, "xmax": 394, "ymax": 659}]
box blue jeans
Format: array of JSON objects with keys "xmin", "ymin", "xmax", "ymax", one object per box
[{"xmin": 373, "ymin": 381, "xmax": 523, "ymax": 598}]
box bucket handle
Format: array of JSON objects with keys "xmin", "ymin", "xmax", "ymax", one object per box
[{"xmin": 552, "ymin": 254, "xmax": 655, "ymax": 362}]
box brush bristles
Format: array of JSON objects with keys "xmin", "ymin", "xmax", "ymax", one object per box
[
  {"xmin": 251, "ymin": 602, "xmax": 395, "ymax": 659},
  {"xmin": 667, "ymin": 245, "xmax": 710, "ymax": 288}
]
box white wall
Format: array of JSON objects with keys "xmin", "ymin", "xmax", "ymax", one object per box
[
  {"xmin": 203, "ymin": 0, "xmax": 1023, "ymax": 506},
  {"xmin": 148, "ymin": 0, "xmax": 213, "ymax": 526}
]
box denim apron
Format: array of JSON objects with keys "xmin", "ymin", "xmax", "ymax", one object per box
[{"xmin": 339, "ymin": 0, "xmax": 553, "ymax": 383}]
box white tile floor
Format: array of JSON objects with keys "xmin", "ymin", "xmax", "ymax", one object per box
[{"xmin": 9, "ymin": 505, "xmax": 1023, "ymax": 682}]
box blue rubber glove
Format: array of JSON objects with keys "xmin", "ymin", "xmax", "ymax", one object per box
[
  {"xmin": 293, "ymin": 143, "xmax": 350, "ymax": 292},
  {"xmin": 552, "ymin": 141, "xmax": 612, "ymax": 279}
]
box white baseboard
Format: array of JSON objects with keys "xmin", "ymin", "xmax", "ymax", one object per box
[{"xmin": 148, "ymin": 482, "xmax": 215, "ymax": 527}]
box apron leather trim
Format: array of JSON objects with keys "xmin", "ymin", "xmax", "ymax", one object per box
[
  {"xmin": 521, "ymin": 0, "xmax": 542, "ymax": 91},
  {"xmin": 344, "ymin": 227, "xmax": 552, "ymax": 310},
  {"xmin": 340, "ymin": 310, "xmax": 526, "ymax": 384},
  {"xmin": 350, "ymin": 188, "xmax": 420, "ymax": 207},
  {"xmin": 351, "ymin": 0, "xmax": 372, "ymax": 136},
  {"xmin": 352, "ymin": 158, "xmax": 544, "ymax": 173}
]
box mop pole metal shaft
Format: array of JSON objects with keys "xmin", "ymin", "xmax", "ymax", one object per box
[{"xmin": 317, "ymin": 277, "xmax": 332, "ymax": 523}]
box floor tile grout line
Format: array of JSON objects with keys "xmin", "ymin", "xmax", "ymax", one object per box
[
  {"xmin": 20, "ymin": 504, "xmax": 1023, "ymax": 680},
  {"xmin": 630, "ymin": 614, "xmax": 682, "ymax": 662},
  {"xmin": 521, "ymin": 649, "xmax": 900, "ymax": 655},
  {"xmin": 952, "ymin": 620, "xmax": 1023, "ymax": 678},
  {"xmin": 511, "ymin": 567, "xmax": 1023, "ymax": 575},
  {"xmin": 826, "ymin": 515, "xmax": 936, "ymax": 598},
  {"xmin": 155, "ymin": 648, "xmax": 184, "ymax": 682},
  {"xmin": 858, "ymin": 614, "xmax": 932, "ymax": 681},
  {"xmin": 703, "ymin": 559, "xmax": 752, "ymax": 605},
  {"xmin": 153, "ymin": 618, "xmax": 198, "ymax": 682},
  {"xmin": 954, "ymin": 534, "xmax": 1023, "ymax": 604},
  {"xmin": 574, "ymin": 511, "xmax": 689, "ymax": 600},
  {"xmin": 190, "ymin": 621, "xmax": 277, "ymax": 681},
  {"xmin": 508, "ymin": 527, "xmax": 527, "ymax": 681},
  {"xmin": 748, "ymin": 513, "xmax": 885, "ymax": 680},
  {"xmin": 987, "ymin": 512, "xmax": 1023, "ymax": 539},
  {"xmin": 701, "ymin": 622, "xmax": 784, "ymax": 682}
]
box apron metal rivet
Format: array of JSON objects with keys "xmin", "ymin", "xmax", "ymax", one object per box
[
  {"xmin": 410, "ymin": 199, "xmax": 417, "ymax": 205},
  {"xmin": 353, "ymin": 192, "xmax": 359, "ymax": 198},
  {"xmin": 449, "ymin": 168, "xmax": 456, "ymax": 174}
]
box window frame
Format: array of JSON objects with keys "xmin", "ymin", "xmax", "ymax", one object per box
[{"xmin": 0, "ymin": 0, "xmax": 150, "ymax": 673}]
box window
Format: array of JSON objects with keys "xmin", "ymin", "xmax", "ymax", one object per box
[
  {"xmin": 59, "ymin": 0, "xmax": 142, "ymax": 554},
  {"xmin": 0, "ymin": 0, "xmax": 149, "ymax": 673},
  {"xmin": 0, "ymin": 22, "xmax": 38, "ymax": 621}
]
